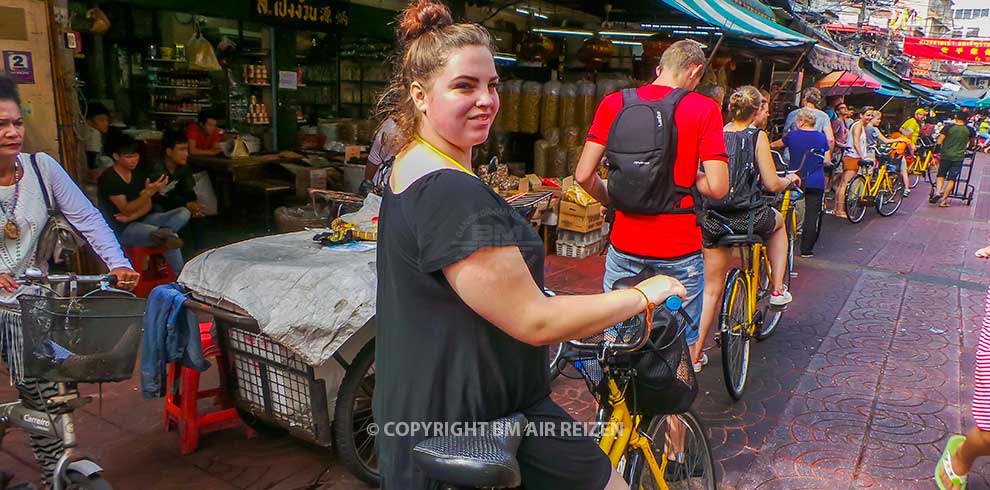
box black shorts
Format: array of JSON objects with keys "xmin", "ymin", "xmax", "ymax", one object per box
[
  {"xmin": 516, "ymin": 396, "xmax": 612, "ymax": 489},
  {"xmin": 702, "ymin": 206, "xmax": 777, "ymax": 249},
  {"xmin": 938, "ymin": 159, "xmax": 964, "ymax": 180}
]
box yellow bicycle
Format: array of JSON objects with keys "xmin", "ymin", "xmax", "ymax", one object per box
[
  {"xmin": 709, "ymin": 213, "xmax": 779, "ymax": 401},
  {"xmin": 844, "ymin": 144, "xmax": 905, "ymax": 224},
  {"xmin": 906, "ymin": 136, "xmax": 938, "ymax": 189},
  {"xmin": 413, "ymin": 276, "xmax": 716, "ymax": 490}
]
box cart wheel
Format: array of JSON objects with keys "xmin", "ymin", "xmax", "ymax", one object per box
[{"xmin": 333, "ymin": 340, "xmax": 379, "ymax": 486}]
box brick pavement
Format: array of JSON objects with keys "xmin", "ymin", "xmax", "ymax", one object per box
[{"xmin": 2, "ymin": 153, "xmax": 989, "ymax": 489}]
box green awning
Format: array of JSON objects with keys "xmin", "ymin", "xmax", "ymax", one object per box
[{"xmin": 658, "ymin": 0, "xmax": 814, "ymax": 48}]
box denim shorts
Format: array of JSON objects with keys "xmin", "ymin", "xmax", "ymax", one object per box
[{"xmin": 603, "ymin": 246, "xmax": 704, "ymax": 346}]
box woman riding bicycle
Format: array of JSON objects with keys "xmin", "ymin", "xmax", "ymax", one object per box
[
  {"xmin": 0, "ymin": 77, "xmax": 139, "ymax": 488},
  {"xmin": 373, "ymin": 2, "xmax": 685, "ymax": 489},
  {"xmin": 695, "ymin": 86, "xmax": 799, "ymax": 361}
]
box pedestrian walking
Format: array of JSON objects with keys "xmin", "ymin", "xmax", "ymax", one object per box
[
  {"xmin": 932, "ymin": 112, "xmax": 976, "ymax": 207},
  {"xmin": 935, "ymin": 243, "xmax": 990, "ymax": 489}
]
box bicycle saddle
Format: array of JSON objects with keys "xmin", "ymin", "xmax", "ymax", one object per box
[
  {"xmin": 717, "ymin": 234, "xmax": 763, "ymax": 247},
  {"xmin": 613, "ymin": 267, "xmax": 657, "ymax": 291},
  {"xmin": 412, "ymin": 413, "xmax": 527, "ymax": 488}
]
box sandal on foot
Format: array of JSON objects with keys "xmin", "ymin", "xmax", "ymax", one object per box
[
  {"xmin": 939, "ymin": 201, "xmax": 950, "ymax": 208},
  {"xmin": 935, "ymin": 435, "xmax": 967, "ymax": 490}
]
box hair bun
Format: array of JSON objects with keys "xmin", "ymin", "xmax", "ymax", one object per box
[{"xmin": 398, "ymin": 0, "xmax": 453, "ymax": 43}]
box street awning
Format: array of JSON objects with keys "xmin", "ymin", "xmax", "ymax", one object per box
[
  {"xmin": 908, "ymin": 77, "xmax": 943, "ymax": 90},
  {"xmin": 814, "ymin": 70, "xmax": 881, "ymax": 95},
  {"xmin": 658, "ymin": 0, "xmax": 815, "ymax": 48},
  {"xmin": 808, "ymin": 45, "xmax": 862, "ymax": 74}
]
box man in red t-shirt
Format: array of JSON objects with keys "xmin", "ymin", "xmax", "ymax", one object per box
[
  {"xmin": 576, "ymin": 40, "xmax": 729, "ymax": 371},
  {"xmin": 186, "ymin": 109, "xmax": 223, "ymax": 156}
]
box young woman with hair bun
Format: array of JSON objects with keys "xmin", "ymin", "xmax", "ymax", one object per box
[
  {"xmin": 694, "ymin": 86, "xmax": 799, "ymax": 371},
  {"xmin": 373, "ymin": 1, "xmax": 685, "ymax": 488}
]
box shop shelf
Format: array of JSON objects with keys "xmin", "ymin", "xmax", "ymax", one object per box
[
  {"xmin": 150, "ymin": 111, "xmax": 198, "ymax": 116},
  {"xmin": 150, "ymin": 85, "xmax": 212, "ymax": 90},
  {"xmin": 247, "ymin": 83, "xmax": 272, "ymax": 87}
]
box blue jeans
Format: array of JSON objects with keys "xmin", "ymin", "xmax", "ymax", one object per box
[
  {"xmin": 603, "ymin": 246, "xmax": 704, "ymax": 346},
  {"xmin": 119, "ymin": 208, "xmax": 191, "ymax": 274}
]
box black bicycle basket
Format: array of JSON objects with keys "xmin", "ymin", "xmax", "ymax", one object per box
[
  {"xmin": 17, "ymin": 294, "xmax": 146, "ymax": 383},
  {"xmin": 573, "ymin": 309, "xmax": 697, "ymax": 416}
]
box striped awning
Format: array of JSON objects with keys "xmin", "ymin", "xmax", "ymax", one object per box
[{"xmin": 659, "ymin": 0, "xmax": 815, "ymax": 48}]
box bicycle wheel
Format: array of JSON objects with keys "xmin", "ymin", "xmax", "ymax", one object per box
[
  {"xmin": 720, "ymin": 269, "xmax": 750, "ymax": 401},
  {"xmin": 627, "ymin": 410, "xmax": 717, "ymax": 490},
  {"xmin": 876, "ymin": 176, "xmax": 904, "ymax": 217},
  {"xmin": 756, "ymin": 248, "xmax": 782, "ymax": 341},
  {"xmin": 844, "ymin": 175, "xmax": 868, "ymax": 224},
  {"xmin": 926, "ymin": 160, "xmax": 938, "ymax": 186}
]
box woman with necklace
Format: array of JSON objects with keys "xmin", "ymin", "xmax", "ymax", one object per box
[{"xmin": 0, "ymin": 77, "xmax": 139, "ymax": 487}]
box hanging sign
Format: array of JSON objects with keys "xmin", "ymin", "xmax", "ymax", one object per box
[
  {"xmin": 2, "ymin": 51, "xmax": 34, "ymax": 84},
  {"xmin": 903, "ymin": 37, "xmax": 990, "ymax": 63},
  {"xmin": 252, "ymin": 0, "xmax": 348, "ymax": 30}
]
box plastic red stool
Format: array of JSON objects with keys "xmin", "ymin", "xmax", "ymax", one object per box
[
  {"xmin": 124, "ymin": 246, "xmax": 176, "ymax": 298},
  {"xmin": 164, "ymin": 322, "xmax": 255, "ymax": 455}
]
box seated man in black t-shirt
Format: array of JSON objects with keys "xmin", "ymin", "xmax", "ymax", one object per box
[
  {"xmin": 148, "ymin": 130, "xmax": 208, "ymax": 251},
  {"xmin": 97, "ymin": 133, "xmax": 190, "ymax": 274}
]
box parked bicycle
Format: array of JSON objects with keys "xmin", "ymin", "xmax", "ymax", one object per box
[
  {"xmin": 844, "ymin": 143, "xmax": 906, "ymax": 224},
  {"xmin": 415, "ymin": 270, "xmax": 714, "ymax": 489},
  {"xmin": 1, "ymin": 268, "xmax": 145, "ymax": 490},
  {"xmin": 906, "ymin": 135, "xmax": 939, "ymax": 188}
]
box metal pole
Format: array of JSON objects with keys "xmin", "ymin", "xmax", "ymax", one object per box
[
  {"xmin": 855, "ymin": 0, "xmax": 868, "ymax": 54},
  {"xmin": 776, "ymin": 44, "xmax": 814, "ymax": 93},
  {"xmin": 701, "ymin": 34, "xmax": 726, "ymax": 75},
  {"xmin": 879, "ymin": 96, "xmax": 895, "ymax": 111}
]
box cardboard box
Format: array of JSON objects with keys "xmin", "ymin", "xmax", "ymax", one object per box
[
  {"xmin": 282, "ymin": 163, "xmax": 328, "ymax": 199},
  {"xmin": 344, "ymin": 145, "xmax": 365, "ymax": 163},
  {"xmin": 558, "ymin": 201, "xmax": 604, "ymax": 233},
  {"xmin": 558, "ymin": 212, "xmax": 604, "ymax": 233}
]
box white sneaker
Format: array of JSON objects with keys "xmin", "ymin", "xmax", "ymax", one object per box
[
  {"xmin": 692, "ymin": 353, "xmax": 709, "ymax": 373},
  {"xmin": 770, "ymin": 286, "xmax": 793, "ymax": 306}
]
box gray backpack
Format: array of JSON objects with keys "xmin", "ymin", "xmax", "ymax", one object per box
[{"xmin": 705, "ymin": 128, "xmax": 764, "ymax": 212}]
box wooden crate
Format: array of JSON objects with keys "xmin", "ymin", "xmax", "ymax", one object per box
[{"xmin": 556, "ymin": 239, "xmax": 604, "ymax": 258}]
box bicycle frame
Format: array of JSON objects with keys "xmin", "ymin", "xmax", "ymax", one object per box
[
  {"xmin": 596, "ymin": 378, "xmax": 669, "ymax": 490},
  {"xmin": 859, "ymin": 164, "xmax": 895, "ymax": 200}
]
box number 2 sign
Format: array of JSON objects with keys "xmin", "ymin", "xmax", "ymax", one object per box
[{"xmin": 3, "ymin": 51, "xmax": 35, "ymax": 84}]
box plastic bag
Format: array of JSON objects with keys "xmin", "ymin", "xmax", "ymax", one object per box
[
  {"xmin": 87, "ymin": 7, "xmax": 110, "ymax": 34},
  {"xmin": 520, "ymin": 81, "xmax": 543, "ymax": 134},
  {"xmin": 192, "ymin": 171, "xmax": 218, "ymax": 216},
  {"xmin": 230, "ymin": 136, "xmax": 251, "ymax": 158},
  {"xmin": 560, "ymin": 83, "xmax": 578, "ymax": 128},
  {"xmin": 564, "ymin": 183, "xmax": 598, "ymax": 205},
  {"xmin": 577, "ymin": 81, "xmax": 596, "ymax": 127},
  {"xmin": 187, "ymin": 34, "xmax": 222, "ymax": 72},
  {"xmin": 541, "ymin": 81, "xmax": 561, "ymax": 135}
]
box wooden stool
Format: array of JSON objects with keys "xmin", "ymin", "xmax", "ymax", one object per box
[{"xmin": 235, "ymin": 179, "xmax": 293, "ymax": 231}]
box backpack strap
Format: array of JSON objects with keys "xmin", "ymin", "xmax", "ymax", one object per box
[
  {"xmin": 620, "ymin": 88, "xmax": 639, "ymax": 107},
  {"xmin": 29, "ymin": 153, "xmax": 55, "ymax": 216}
]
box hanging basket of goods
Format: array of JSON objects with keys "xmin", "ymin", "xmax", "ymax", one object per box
[
  {"xmin": 519, "ymin": 33, "xmax": 560, "ymax": 63},
  {"xmin": 642, "ymin": 33, "xmax": 673, "ymax": 64},
  {"xmin": 578, "ymin": 37, "xmax": 617, "ymax": 70}
]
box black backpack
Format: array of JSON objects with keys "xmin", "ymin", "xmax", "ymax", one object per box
[
  {"xmin": 705, "ymin": 127, "xmax": 764, "ymax": 212},
  {"xmin": 605, "ymin": 88, "xmax": 693, "ymax": 215}
]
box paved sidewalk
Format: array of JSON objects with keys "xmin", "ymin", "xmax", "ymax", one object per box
[{"xmin": 1, "ymin": 153, "xmax": 988, "ymax": 489}]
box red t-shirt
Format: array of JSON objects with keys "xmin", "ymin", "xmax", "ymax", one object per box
[
  {"xmin": 186, "ymin": 123, "xmax": 220, "ymax": 151},
  {"xmin": 587, "ymin": 85, "xmax": 728, "ymax": 259}
]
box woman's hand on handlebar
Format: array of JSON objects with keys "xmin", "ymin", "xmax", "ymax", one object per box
[
  {"xmin": 786, "ymin": 173, "xmax": 802, "ymax": 188},
  {"xmin": 0, "ymin": 274, "xmax": 18, "ymax": 293},
  {"xmin": 109, "ymin": 267, "xmax": 140, "ymax": 291},
  {"xmin": 634, "ymin": 274, "xmax": 687, "ymax": 308}
]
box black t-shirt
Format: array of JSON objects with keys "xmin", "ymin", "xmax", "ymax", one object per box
[
  {"xmin": 148, "ymin": 161, "xmax": 197, "ymax": 211},
  {"xmin": 374, "ymin": 169, "xmax": 549, "ymax": 489},
  {"xmin": 97, "ymin": 166, "xmax": 146, "ymax": 232}
]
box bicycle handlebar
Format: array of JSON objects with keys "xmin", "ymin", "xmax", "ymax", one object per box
[
  {"xmin": 15, "ymin": 267, "xmax": 117, "ymax": 287},
  {"xmin": 567, "ymin": 296, "xmax": 690, "ymax": 353}
]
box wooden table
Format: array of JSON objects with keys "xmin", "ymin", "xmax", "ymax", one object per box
[{"xmin": 189, "ymin": 155, "xmax": 294, "ymax": 216}]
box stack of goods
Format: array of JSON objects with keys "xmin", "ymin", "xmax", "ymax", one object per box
[
  {"xmin": 556, "ymin": 184, "xmax": 605, "ymax": 258},
  {"xmin": 247, "ymin": 96, "xmax": 270, "ymax": 125},
  {"xmin": 519, "ymin": 81, "xmax": 543, "ymax": 134},
  {"xmin": 496, "ymin": 80, "xmax": 522, "ymax": 132},
  {"xmin": 243, "ymin": 64, "xmax": 270, "ymax": 85}
]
